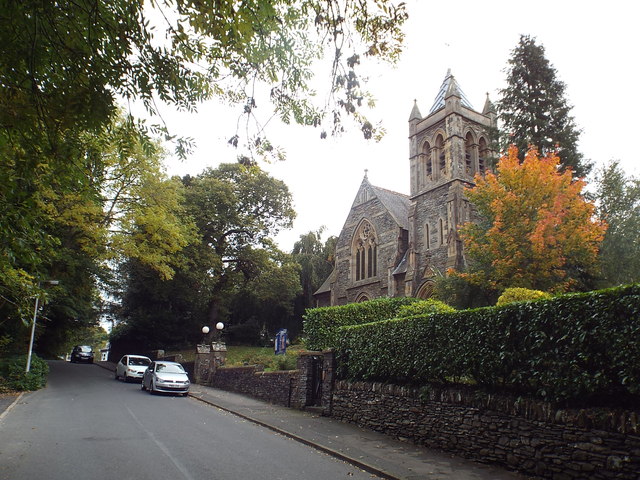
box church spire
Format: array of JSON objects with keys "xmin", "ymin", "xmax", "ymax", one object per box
[{"xmin": 408, "ymin": 99, "xmax": 422, "ymax": 122}]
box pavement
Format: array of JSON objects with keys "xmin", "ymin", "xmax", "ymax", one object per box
[{"xmin": 2, "ymin": 362, "xmax": 530, "ymax": 480}]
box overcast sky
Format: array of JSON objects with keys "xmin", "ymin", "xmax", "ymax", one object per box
[{"xmin": 160, "ymin": 0, "xmax": 640, "ymax": 251}]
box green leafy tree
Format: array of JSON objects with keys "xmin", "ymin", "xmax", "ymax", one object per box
[
  {"xmin": 112, "ymin": 162, "xmax": 297, "ymax": 350},
  {"xmin": 592, "ymin": 161, "xmax": 640, "ymax": 286},
  {"xmin": 291, "ymin": 229, "xmax": 337, "ymax": 309},
  {"xmin": 497, "ymin": 35, "xmax": 590, "ymax": 177},
  {"xmin": 0, "ymin": 116, "xmax": 193, "ymax": 356}
]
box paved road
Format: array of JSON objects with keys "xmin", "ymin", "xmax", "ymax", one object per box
[{"xmin": 0, "ymin": 361, "xmax": 379, "ymax": 480}]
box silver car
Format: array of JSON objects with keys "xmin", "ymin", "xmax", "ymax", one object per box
[
  {"xmin": 115, "ymin": 355, "xmax": 152, "ymax": 382},
  {"xmin": 141, "ymin": 360, "xmax": 190, "ymax": 396}
]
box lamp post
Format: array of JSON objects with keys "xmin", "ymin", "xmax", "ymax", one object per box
[
  {"xmin": 26, "ymin": 280, "xmax": 58, "ymax": 373},
  {"xmin": 215, "ymin": 321, "xmax": 224, "ymax": 340}
]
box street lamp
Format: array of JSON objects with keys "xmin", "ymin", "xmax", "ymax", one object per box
[
  {"xmin": 215, "ymin": 322, "xmax": 224, "ymax": 341},
  {"xmin": 26, "ymin": 280, "xmax": 58, "ymax": 373}
]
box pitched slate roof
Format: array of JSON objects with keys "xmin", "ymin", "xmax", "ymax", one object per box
[
  {"xmin": 370, "ymin": 184, "xmax": 410, "ymax": 230},
  {"xmin": 313, "ymin": 268, "xmax": 335, "ymax": 295},
  {"xmin": 428, "ymin": 69, "xmax": 474, "ymax": 114}
]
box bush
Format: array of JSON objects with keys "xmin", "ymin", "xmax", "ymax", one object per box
[
  {"xmin": 0, "ymin": 354, "xmax": 49, "ymax": 391},
  {"xmin": 303, "ymin": 297, "xmax": 417, "ymax": 350},
  {"xmin": 496, "ymin": 287, "xmax": 551, "ymax": 306},
  {"xmin": 396, "ymin": 299, "xmax": 455, "ymax": 317},
  {"xmin": 336, "ymin": 284, "xmax": 640, "ymax": 405}
]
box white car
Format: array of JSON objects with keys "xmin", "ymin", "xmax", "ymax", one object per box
[
  {"xmin": 141, "ymin": 360, "xmax": 190, "ymax": 396},
  {"xmin": 115, "ymin": 355, "xmax": 152, "ymax": 383}
]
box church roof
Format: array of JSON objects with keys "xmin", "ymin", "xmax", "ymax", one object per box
[
  {"xmin": 392, "ymin": 249, "xmax": 409, "ymax": 276},
  {"xmin": 313, "ymin": 268, "xmax": 335, "ymax": 295},
  {"xmin": 428, "ymin": 69, "xmax": 474, "ymax": 115},
  {"xmin": 369, "ymin": 184, "xmax": 410, "ymax": 230}
]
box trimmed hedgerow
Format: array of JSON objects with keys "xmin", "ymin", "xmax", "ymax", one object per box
[
  {"xmin": 303, "ymin": 297, "xmax": 417, "ymax": 351},
  {"xmin": 335, "ymin": 284, "xmax": 640, "ymax": 404}
]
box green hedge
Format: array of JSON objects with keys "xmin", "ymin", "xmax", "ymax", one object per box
[
  {"xmin": 335, "ymin": 284, "xmax": 640, "ymax": 404},
  {"xmin": 0, "ymin": 354, "xmax": 49, "ymax": 391},
  {"xmin": 303, "ymin": 297, "xmax": 417, "ymax": 351}
]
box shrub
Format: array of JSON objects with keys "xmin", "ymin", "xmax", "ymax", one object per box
[
  {"xmin": 303, "ymin": 297, "xmax": 417, "ymax": 350},
  {"xmin": 496, "ymin": 287, "xmax": 551, "ymax": 306},
  {"xmin": 396, "ymin": 299, "xmax": 455, "ymax": 317},
  {"xmin": 336, "ymin": 284, "xmax": 640, "ymax": 405},
  {"xmin": 0, "ymin": 354, "xmax": 49, "ymax": 391}
]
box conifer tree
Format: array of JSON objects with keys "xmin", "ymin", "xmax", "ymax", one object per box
[{"xmin": 497, "ymin": 35, "xmax": 590, "ymax": 177}]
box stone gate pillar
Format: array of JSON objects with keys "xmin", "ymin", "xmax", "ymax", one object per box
[{"xmin": 194, "ymin": 343, "xmax": 227, "ymax": 385}]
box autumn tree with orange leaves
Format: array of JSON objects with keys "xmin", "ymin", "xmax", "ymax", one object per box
[{"xmin": 458, "ymin": 146, "xmax": 606, "ymax": 293}]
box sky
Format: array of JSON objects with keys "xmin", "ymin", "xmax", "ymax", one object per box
[{"xmin": 160, "ymin": 0, "xmax": 640, "ymax": 252}]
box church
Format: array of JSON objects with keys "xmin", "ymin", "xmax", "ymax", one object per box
[{"xmin": 314, "ymin": 70, "xmax": 496, "ymax": 307}]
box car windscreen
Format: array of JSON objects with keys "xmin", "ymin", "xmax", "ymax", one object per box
[
  {"xmin": 156, "ymin": 363, "xmax": 185, "ymax": 374},
  {"xmin": 129, "ymin": 358, "xmax": 151, "ymax": 366},
  {"xmin": 78, "ymin": 346, "xmax": 92, "ymax": 352}
]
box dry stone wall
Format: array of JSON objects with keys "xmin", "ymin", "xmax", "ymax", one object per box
[
  {"xmin": 209, "ymin": 365, "xmax": 298, "ymax": 407},
  {"xmin": 330, "ymin": 381, "xmax": 640, "ymax": 479}
]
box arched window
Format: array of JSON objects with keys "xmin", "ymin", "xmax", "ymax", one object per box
[
  {"xmin": 435, "ymin": 134, "xmax": 445, "ymax": 179},
  {"xmin": 423, "ymin": 142, "xmax": 432, "ymax": 180},
  {"xmin": 465, "ymin": 132, "xmax": 475, "ymax": 176},
  {"xmin": 353, "ymin": 220, "xmax": 378, "ymax": 281},
  {"xmin": 478, "ymin": 137, "xmax": 488, "ymax": 174},
  {"xmin": 425, "ymin": 224, "xmax": 430, "ymax": 250}
]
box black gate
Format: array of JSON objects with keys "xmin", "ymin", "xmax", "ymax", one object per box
[{"xmin": 310, "ymin": 355, "xmax": 323, "ymax": 406}]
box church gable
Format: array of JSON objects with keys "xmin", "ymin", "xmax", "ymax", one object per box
[{"xmin": 327, "ymin": 174, "xmax": 410, "ymax": 305}]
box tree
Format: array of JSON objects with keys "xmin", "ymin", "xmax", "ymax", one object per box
[
  {"xmin": 0, "ymin": 115, "xmax": 193, "ymax": 355},
  {"xmin": 112, "ymin": 162, "xmax": 297, "ymax": 350},
  {"xmin": 291, "ymin": 229, "xmax": 337, "ymax": 309},
  {"xmin": 591, "ymin": 161, "xmax": 640, "ymax": 286},
  {"xmin": 458, "ymin": 146, "xmax": 606, "ymax": 293},
  {"xmin": 497, "ymin": 35, "xmax": 590, "ymax": 177}
]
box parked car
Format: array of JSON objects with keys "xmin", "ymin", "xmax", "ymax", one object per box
[
  {"xmin": 115, "ymin": 355, "xmax": 152, "ymax": 382},
  {"xmin": 141, "ymin": 360, "xmax": 190, "ymax": 396},
  {"xmin": 70, "ymin": 345, "xmax": 94, "ymax": 363}
]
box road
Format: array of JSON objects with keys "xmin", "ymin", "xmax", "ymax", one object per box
[{"xmin": 0, "ymin": 361, "xmax": 379, "ymax": 480}]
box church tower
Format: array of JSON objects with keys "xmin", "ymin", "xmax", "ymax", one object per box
[{"xmin": 406, "ymin": 70, "xmax": 495, "ymax": 297}]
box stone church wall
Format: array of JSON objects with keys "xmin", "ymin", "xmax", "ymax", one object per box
[
  {"xmin": 332, "ymin": 197, "xmax": 405, "ymax": 305},
  {"xmin": 411, "ymin": 183, "xmax": 452, "ymax": 278}
]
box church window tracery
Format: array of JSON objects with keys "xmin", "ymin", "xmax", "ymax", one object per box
[{"xmin": 353, "ymin": 220, "xmax": 378, "ymax": 281}]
